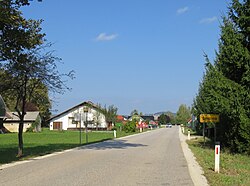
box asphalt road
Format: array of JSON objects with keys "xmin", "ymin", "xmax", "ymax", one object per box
[{"xmin": 1, "ymin": 127, "xmax": 194, "ymax": 186}]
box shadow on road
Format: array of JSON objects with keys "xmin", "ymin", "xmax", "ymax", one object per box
[{"xmin": 77, "ymin": 139, "xmax": 147, "ymax": 150}]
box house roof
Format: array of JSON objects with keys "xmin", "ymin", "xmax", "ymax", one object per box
[
  {"xmin": 149, "ymin": 120, "xmax": 158, "ymax": 125},
  {"xmin": 5, "ymin": 111, "xmax": 40, "ymax": 122},
  {"xmin": 117, "ymin": 115, "xmax": 125, "ymax": 121},
  {"xmin": 141, "ymin": 115, "xmax": 155, "ymax": 121},
  {"xmin": 48, "ymin": 101, "xmax": 99, "ymax": 121}
]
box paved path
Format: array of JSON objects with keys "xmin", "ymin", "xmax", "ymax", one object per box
[{"xmin": 1, "ymin": 127, "xmax": 194, "ymax": 186}]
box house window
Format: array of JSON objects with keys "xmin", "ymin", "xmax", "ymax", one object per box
[{"xmin": 69, "ymin": 117, "xmax": 77, "ymax": 124}]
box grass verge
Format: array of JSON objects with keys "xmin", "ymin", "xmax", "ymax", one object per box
[
  {"xmin": 187, "ymin": 137, "xmax": 250, "ymax": 186},
  {"xmin": 0, "ymin": 128, "xmax": 139, "ymax": 165}
]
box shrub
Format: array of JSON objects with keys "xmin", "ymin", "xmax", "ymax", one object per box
[{"xmin": 123, "ymin": 120, "xmax": 136, "ymax": 133}]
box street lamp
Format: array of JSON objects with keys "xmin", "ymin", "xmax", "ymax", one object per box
[{"xmin": 83, "ymin": 106, "xmax": 89, "ymax": 144}]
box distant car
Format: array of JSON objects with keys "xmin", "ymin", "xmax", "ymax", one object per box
[{"xmin": 166, "ymin": 123, "xmax": 172, "ymax": 128}]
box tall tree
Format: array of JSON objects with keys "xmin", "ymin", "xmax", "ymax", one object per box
[
  {"xmin": 158, "ymin": 114, "xmax": 167, "ymax": 125},
  {"xmin": 103, "ymin": 105, "xmax": 118, "ymax": 130},
  {"xmin": 176, "ymin": 104, "xmax": 191, "ymax": 125},
  {"xmin": 93, "ymin": 103, "xmax": 102, "ymax": 131},
  {"xmin": 193, "ymin": 0, "xmax": 250, "ymax": 153},
  {"xmin": 0, "ymin": 1, "xmax": 73, "ymax": 157},
  {"xmin": 166, "ymin": 111, "xmax": 175, "ymax": 123}
]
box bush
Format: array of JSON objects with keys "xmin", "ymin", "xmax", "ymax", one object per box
[{"xmin": 123, "ymin": 120, "xmax": 136, "ymax": 133}]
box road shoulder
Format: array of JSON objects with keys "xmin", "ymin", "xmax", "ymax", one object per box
[{"xmin": 179, "ymin": 127, "xmax": 209, "ymax": 186}]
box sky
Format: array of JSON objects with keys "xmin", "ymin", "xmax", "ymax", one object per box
[{"xmin": 22, "ymin": 0, "xmax": 229, "ymax": 115}]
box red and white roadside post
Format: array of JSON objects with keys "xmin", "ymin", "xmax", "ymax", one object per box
[{"xmin": 215, "ymin": 142, "xmax": 220, "ymax": 173}]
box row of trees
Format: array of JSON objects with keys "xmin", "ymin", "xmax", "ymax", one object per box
[
  {"xmin": 0, "ymin": 0, "xmax": 73, "ymax": 156},
  {"xmin": 193, "ymin": 0, "xmax": 250, "ymax": 154},
  {"xmin": 158, "ymin": 104, "xmax": 191, "ymax": 125},
  {"xmin": 129, "ymin": 105, "xmax": 191, "ymax": 127}
]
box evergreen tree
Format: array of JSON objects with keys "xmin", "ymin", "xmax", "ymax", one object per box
[{"xmin": 193, "ymin": 0, "xmax": 250, "ymax": 153}]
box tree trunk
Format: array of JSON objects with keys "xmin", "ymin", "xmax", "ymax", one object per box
[{"xmin": 17, "ymin": 120, "xmax": 24, "ymax": 157}]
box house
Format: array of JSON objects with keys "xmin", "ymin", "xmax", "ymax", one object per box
[
  {"xmin": 4, "ymin": 111, "xmax": 41, "ymax": 132},
  {"xmin": 49, "ymin": 101, "xmax": 107, "ymax": 131},
  {"xmin": 148, "ymin": 120, "xmax": 158, "ymax": 128},
  {"xmin": 128, "ymin": 115, "xmax": 144, "ymax": 122},
  {"xmin": 141, "ymin": 115, "xmax": 154, "ymax": 122}
]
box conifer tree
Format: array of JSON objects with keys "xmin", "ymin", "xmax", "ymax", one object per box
[{"xmin": 193, "ymin": 0, "xmax": 250, "ymax": 153}]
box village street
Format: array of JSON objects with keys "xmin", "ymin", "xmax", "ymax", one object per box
[{"xmin": 1, "ymin": 127, "xmax": 194, "ymax": 186}]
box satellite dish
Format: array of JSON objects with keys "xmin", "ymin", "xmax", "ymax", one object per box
[{"xmin": 0, "ymin": 95, "xmax": 6, "ymax": 118}]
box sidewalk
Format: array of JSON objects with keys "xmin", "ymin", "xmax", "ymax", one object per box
[{"xmin": 179, "ymin": 127, "xmax": 209, "ymax": 186}]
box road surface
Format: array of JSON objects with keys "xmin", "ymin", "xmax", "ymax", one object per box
[{"xmin": 1, "ymin": 127, "xmax": 194, "ymax": 186}]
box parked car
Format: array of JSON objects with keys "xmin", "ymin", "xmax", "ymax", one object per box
[{"xmin": 166, "ymin": 123, "xmax": 172, "ymax": 128}]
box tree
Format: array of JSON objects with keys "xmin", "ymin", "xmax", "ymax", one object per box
[
  {"xmin": 166, "ymin": 111, "xmax": 175, "ymax": 123},
  {"xmin": 176, "ymin": 104, "xmax": 191, "ymax": 125},
  {"xmin": 0, "ymin": 79, "xmax": 52, "ymax": 127},
  {"xmin": 93, "ymin": 103, "xmax": 102, "ymax": 131},
  {"xmin": 0, "ymin": 1, "xmax": 73, "ymax": 157},
  {"xmin": 123, "ymin": 120, "xmax": 136, "ymax": 133},
  {"xmin": 193, "ymin": 0, "xmax": 250, "ymax": 153},
  {"xmin": 158, "ymin": 114, "xmax": 169, "ymax": 125},
  {"xmin": 130, "ymin": 109, "xmax": 138, "ymax": 116},
  {"xmin": 103, "ymin": 105, "xmax": 118, "ymax": 130}
]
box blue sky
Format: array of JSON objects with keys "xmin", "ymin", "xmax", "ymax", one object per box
[{"xmin": 22, "ymin": 0, "xmax": 229, "ymax": 115}]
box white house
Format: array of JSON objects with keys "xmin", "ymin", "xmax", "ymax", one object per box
[
  {"xmin": 49, "ymin": 101, "xmax": 107, "ymax": 131},
  {"xmin": 4, "ymin": 111, "xmax": 41, "ymax": 132}
]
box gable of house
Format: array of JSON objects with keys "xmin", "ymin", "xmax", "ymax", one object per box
[{"xmin": 49, "ymin": 101, "xmax": 107, "ymax": 131}]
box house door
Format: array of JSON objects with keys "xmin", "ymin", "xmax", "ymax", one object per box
[{"xmin": 53, "ymin": 122, "xmax": 62, "ymax": 130}]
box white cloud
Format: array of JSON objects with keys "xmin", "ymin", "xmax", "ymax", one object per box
[
  {"xmin": 177, "ymin": 6, "xmax": 189, "ymax": 15},
  {"xmin": 95, "ymin": 33, "xmax": 118, "ymax": 41},
  {"xmin": 199, "ymin": 16, "xmax": 217, "ymax": 24}
]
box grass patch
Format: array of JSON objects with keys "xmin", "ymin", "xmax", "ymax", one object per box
[
  {"xmin": 187, "ymin": 138, "xmax": 250, "ymax": 186},
  {"xmin": 0, "ymin": 128, "xmax": 140, "ymax": 165}
]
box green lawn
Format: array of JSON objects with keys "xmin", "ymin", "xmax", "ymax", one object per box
[
  {"xmin": 187, "ymin": 137, "xmax": 250, "ymax": 186},
  {"xmin": 0, "ymin": 128, "xmax": 138, "ymax": 165}
]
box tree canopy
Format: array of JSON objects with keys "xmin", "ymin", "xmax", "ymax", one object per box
[
  {"xmin": 176, "ymin": 104, "xmax": 191, "ymax": 125},
  {"xmin": 193, "ymin": 0, "xmax": 250, "ymax": 154},
  {"xmin": 0, "ymin": 0, "xmax": 73, "ymax": 156}
]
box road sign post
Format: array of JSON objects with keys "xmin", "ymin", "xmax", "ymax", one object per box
[
  {"xmin": 200, "ymin": 114, "xmax": 219, "ymax": 123},
  {"xmin": 200, "ymin": 114, "xmax": 219, "ymax": 144}
]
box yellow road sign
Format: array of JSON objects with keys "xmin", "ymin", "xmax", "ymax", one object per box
[{"xmin": 200, "ymin": 114, "xmax": 219, "ymax": 123}]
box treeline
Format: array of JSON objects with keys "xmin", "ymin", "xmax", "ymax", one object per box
[{"xmin": 193, "ymin": 0, "xmax": 250, "ymax": 154}]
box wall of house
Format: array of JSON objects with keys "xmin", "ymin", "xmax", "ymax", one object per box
[
  {"xmin": 49, "ymin": 106, "xmax": 107, "ymax": 130},
  {"xmin": 49, "ymin": 112, "xmax": 69, "ymax": 130},
  {"xmin": 4, "ymin": 123, "xmax": 32, "ymax": 132}
]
